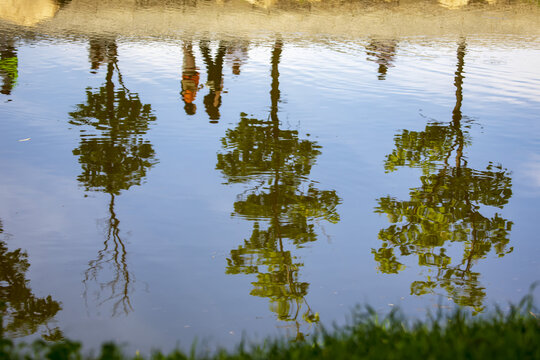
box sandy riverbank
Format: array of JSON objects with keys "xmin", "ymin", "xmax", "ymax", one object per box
[{"xmin": 1, "ymin": 0, "xmax": 539, "ymax": 39}]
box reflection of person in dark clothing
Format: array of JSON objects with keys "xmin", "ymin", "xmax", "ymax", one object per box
[
  {"xmin": 0, "ymin": 37, "xmax": 18, "ymax": 95},
  {"xmin": 200, "ymin": 40, "xmax": 226, "ymax": 123},
  {"xmin": 181, "ymin": 42, "xmax": 200, "ymax": 116},
  {"xmin": 365, "ymin": 39, "xmax": 398, "ymax": 80}
]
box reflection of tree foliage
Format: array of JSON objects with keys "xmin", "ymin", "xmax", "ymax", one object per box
[
  {"xmin": 217, "ymin": 40, "xmax": 340, "ymax": 339},
  {"xmin": 0, "ymin": 220, "xmax": 63, "ymax": 339},
  {"xmin": 70, "ymin": 38, "xmax": 157, "ymax": 316},
  {"xmin": 373, "ymin": 40, "xmax": 513, "ymax": 313},
  {"xmin": 70, "ymin": 40, "xmax": 157, "ymax": 196}
]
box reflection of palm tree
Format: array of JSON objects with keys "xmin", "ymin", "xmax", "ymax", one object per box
[
  {"xmin": 70, "ymin": 38, "xmax": 157, "ymax": 316},
  {"xmin": 373, "ymin": 39, "xmax": 513, "ymax": 313},
  {"xmin": 217, "ymin": 40, "xmax": 340, "ymax": 338},
  {"xmin": 0, "ymin": 219, "xmax": 63, "ymax": 339}
]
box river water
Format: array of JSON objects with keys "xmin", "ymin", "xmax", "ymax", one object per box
[{"xmin": 0, "ymin": 0, "xmax": 539, "ymax": 354}]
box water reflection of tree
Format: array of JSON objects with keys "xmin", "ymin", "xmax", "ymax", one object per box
[
  {"xmin": 0, "ymin": 219, "xmax": 63, "ymax": 340},
  {"xmin": 373, "ymin": 40, "xmax": 513, "ymax": 313},
  {"xmin": 70, "ymin": 37, "xmax": 157, "ymax": 316},
  {"xmin": 216, "ymin": 40, "xmax": 340, "ymax": 339}
]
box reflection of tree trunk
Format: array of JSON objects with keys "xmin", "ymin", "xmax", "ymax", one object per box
[
  {"xmin": 106, "ymin": 61, "xmax": 115, "ymax": 129},
  {"xmin": 107, "ymin": 194, "xmax": 132, "ymax": 316},
  {"xmin": 452, "ymin": 39, "xmax": 466, "ymax": 169},
  {"xmin": 270, "ymin": 39, "xmax": 283, "ymax": 245},
  {"xmin": 462, "ymin": 191, "xmax": 480, "ymax": 275},
  {"xmin": 83, "ymin": 193, "xmax": 133, "ymax": 316},
  {"xmin": 270, "ymin": 39, "xmax": 282, "ymax": 125},
  {"xmin": 268, "ymin": 39, "xmax": 310, "ymax": 328},
  {"xmin": 425, "ymin": 40, "xmax": 467, "ymax": 202},
  {"xmin": 452, "ymin": 38, "xmax": 478, "ymax": 276},
  {"xmin": 97, "ymin": 40, "xmax": 119, "ymax": 140},
  {"xmin": 464, "ymin": 231, "xmax": 476, "ymax": 273},
  {"xmin": 451, "ymin": 38, "xmax": 481, "ymax": 283}
]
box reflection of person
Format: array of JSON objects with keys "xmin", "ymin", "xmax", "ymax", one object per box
[
  {"xmin": 181, "ymin": 42, "xmax": 200, "ymax": 116},
  {"xmin": 0, "ymin": 37, "xmax": 17, "ymax": 95},
  {"xmin": 225, "ymin": 40, "xmax": 249, "ymax": 75},
  {"xmin": 365, "ymin": 39, "xmax": 398, "ymax": 80},
  {"xmin": 88, "ymin": 38, "xmax": 117, "ymax": 73},
  {"xmin": 200, "ymin": 40, "xmax": 226, "ymax": 123}
]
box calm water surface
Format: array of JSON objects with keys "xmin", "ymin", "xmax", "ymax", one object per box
[{"xmin": 1, "ymin": 0, "xmax": 540, "ymax": 354}]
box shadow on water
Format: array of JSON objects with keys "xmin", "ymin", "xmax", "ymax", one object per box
[
  {"xmin": 69, "ymin": 37, "xmax": 158, "ymax": 316},
  {"xmin": 0, "ymin": 219, "xmax": 63, "ymax": 341},
  {"xmin": 373, "ymin": 39, "xmax": 513, "ymax": 314},
  {"xmin": 216, "ymin": 39, "xmax": 341, "ymax": 340}
]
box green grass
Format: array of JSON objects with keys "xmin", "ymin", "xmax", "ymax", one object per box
[{"xmin": 1, "ymin": 295, "xmax": 539, "ymax": 360}]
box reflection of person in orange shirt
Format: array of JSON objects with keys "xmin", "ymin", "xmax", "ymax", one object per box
[{"xmin": 181, "ymin": 42, "xmax": 200, "ymax": 116}]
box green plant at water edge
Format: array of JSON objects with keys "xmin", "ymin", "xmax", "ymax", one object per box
[{"xmin": 1, "ymin": 292, "xmax": 539, "ymax": 359}]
